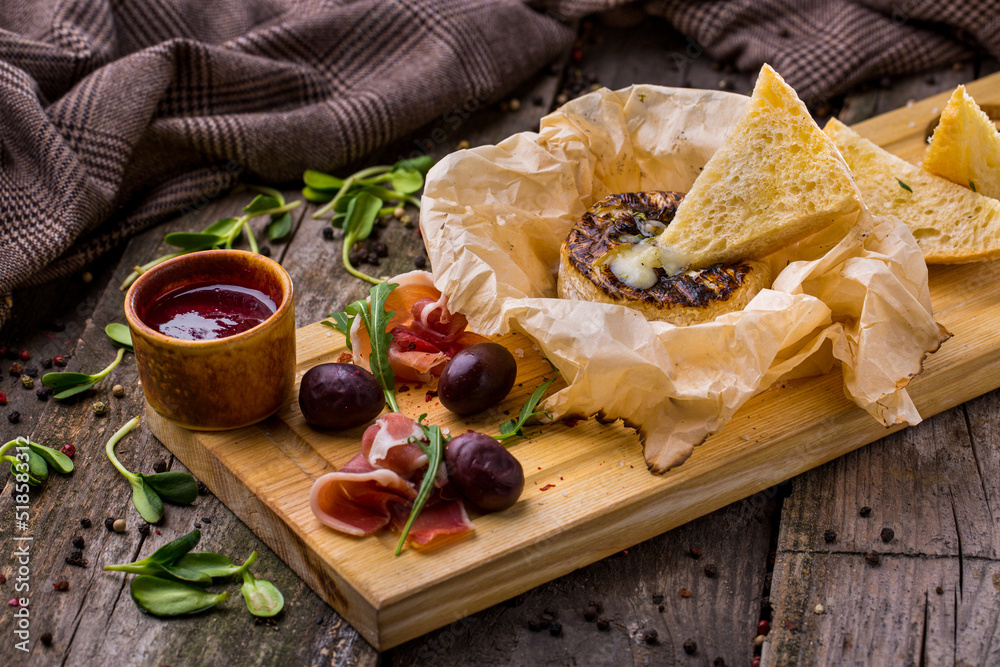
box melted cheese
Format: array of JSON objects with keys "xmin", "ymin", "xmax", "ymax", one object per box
[{"xmin": 607, "ymin": 241, "xmax": 691, "ymax": 288}]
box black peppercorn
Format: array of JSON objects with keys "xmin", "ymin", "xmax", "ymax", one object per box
[
  {"xmin": 80, "ymin": 518, "xmax": 92, "ymax": 528},
  {"xmin": 880, "ymin": 527, "xmax": 894, "ymax": 542},
  {"xmin": 859, "ymin": 506, "xmax": 872, "ymax": 517},
  {"xmin": 23, "ymin": 364, "xmax": 38, "ymax": 378},
  {"xmin": 823, "ymin": 528, "xmax": 837, "ymax": 543},
  {"xmin": 683, "ymin": 638, "xmax": 697, "ymax": 654},
  {"xmin": 152, "ymin": 459, "xmax": 168, "ymax": 474},
  {"xmin": 413, "ymin": 256, "xmax": 427, "ymax": 269},
  {"xmin": 65, "ymin": 549, "xmax": 87, "ymax": 567},
  {"xmin": 36, "ymin": 388, "xmax": 50, "ymax": 401},
  {"xmin": 8, "ymin": 411, "xmax": 20, "ymax": 424},
  {"xmin": 72, "ymin": 536, "xmax": 84, "ymax": 549},
  {"xmin": 689, "ymin": 546, "xmax": 702, "ymax": 560},
  {"xmin": 41, "ymin": 358, "xmax": 53, "ymax": 369},
  {"xmin": 548, "ymin": 622, "xmax": 562, "ymax": 637},
  {"xmin": 104, "ymin": 517, "xmax": 116, "ymax": 531},
  {"xmin": 197, "ymin": 481, "xmax": 209, "ymax": 495},
  {"xmin": 40, "ymin": 632, "xmax": 53, "ymax": 647},
  {"xmin": 713, "ymin": 658, "xmax": 726, "ymax": 667},
  {"xmin": 322, "ymin": 226, "xmax": 334, "ymax": 240},
  {"xmin": 705, "ymin": 563, "xmax": 718, "ymax": 577},
  {"xmin": 596, "ymin": 618, "xmax": 610, "ymax": 631},
  {"xmin": 138, "ymin": 522, "xmax": 151, "ymax": 536},
  {"xmin": 583, "ymin": 606, "xmax": 598, "ymax": 621},
  {"xmin": 259, "ymin": 245, "xmax": 271, "ymax": 257},
  {"xmin": 643, "ymin": 629, "xmax": 658, "ymax": 644},
  {"xmin": 864, "ymin": 550, "xmax": 881, "ymax": 566}
]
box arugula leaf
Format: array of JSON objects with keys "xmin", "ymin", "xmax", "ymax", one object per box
[
  {"xmin": 349, "ymin": 282, "xmax": 399, "ymax": 412},
  {"xmin": 497, "ymin": 377, "xmax": 556, "ymax": 442},
  {"xmin": 395, "ymin": 421, "xmax": 444, "ymax": 556}
]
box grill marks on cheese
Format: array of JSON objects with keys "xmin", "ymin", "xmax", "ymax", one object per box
[{"xmin": 654, "ymin": 64, "xmax": 861, "ymax": 269}]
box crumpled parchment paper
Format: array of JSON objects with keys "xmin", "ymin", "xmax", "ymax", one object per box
[{"xmin": 420, "ymin": 84, "xmax": 950, "ymax": 473}]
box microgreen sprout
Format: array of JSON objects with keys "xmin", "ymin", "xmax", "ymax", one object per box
[
  {"xmin": 0, "ymin": 437, "xmax": 74, "ymax": 486},
  {"xmin": 42, "ymin": 347, "xmax": 126, "ymax": 400},
  {"xmin": 120, "ymin": 186, "xmax": 301, "ymax": 290},
  {"xmin": 105, "ymin": 416, "xmax": 198, "ymax": 523},
  {"xmin": 304, "ymin": 156, "xmax": 433, "ymax": 284},
  {"xmin": 240, "ymin": 567, "xmax": 284, "ymax": 617}
]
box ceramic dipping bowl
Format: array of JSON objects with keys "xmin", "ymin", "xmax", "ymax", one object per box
[{"xmin": 124, "ymin": 249, "xmax": 296, "ymax": 430}]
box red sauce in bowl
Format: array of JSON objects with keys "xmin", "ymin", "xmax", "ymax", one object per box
[{"xmin": 143, "ymin": 282, "xmax": 277, "ymax": 340}]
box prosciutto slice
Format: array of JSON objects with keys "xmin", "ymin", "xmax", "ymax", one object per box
[
  {"xmin": 350, "ymin": 271, "xmax": 488, "ymax": 382},
  {"xmin": 309, "ymin": 413, "xmax": 473, "ymax": 545}
]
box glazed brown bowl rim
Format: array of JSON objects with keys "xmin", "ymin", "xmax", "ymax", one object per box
[{"xmin": 124, "ymin": 248, "xmax": 294, "ymax": 347}]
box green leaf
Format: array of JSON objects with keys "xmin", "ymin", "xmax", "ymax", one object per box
[
  {"xmin": 354, "ymin": 282, "xmax": 399, "ymax": 412},
  {"xmin": 267, "ymin": 211, "xmax": 292, "ymax": 241},
  {"xmin": 326, "ymin": 311, "xmax": 356, "ymax": 351},
  {"xmin": 25, "ymin": 449, "xmax": 49, "ymax": 483},
  {"xmin": 130, "ymin": 576, "xmax": 229, "ymax": 616},
  {"xmin": 164, "ymin": 232, "xmax": 224, "ymax": 250},
  {"xmin": 387, "ymin": 166, "xmax": 423, "ymax": 194},
  {"xmin": 41, "ymin": 372, "xmax": 94, "ymax": 389},
  {"xmin": 243, "ymin": 195, "xmax": 281, "ymax": 214},
  {"xmin": 175, "ymin": 550, "xmax": 256, "ymax": 579},
  {"xmin": 140, "ymin": 471, "xmax": 199, "ymax": 504},
  {"xmin": 10, "ymin": 460, "xmax": 44, "ymax": 486},
  {"xmin": 395, "ymin": 423, "xmax": 442, "ymax": 555},
  {"xmin": 302, "ymin": 186, "xmax": 335, "ymax": 203},
  {"xmin": 52, "ymin": 380, "xmax": 98, "ymax": 400},
  {"xmin": 131, "ymin": 477, "xmax": 165, "ymax": 524},
  {"xmin": 27, "ymin": 442, "xmax": 74, "ymax": 474},
  {"xmin": 241, "ymin": 569, "xmax": 284, "ymax": 617},
  {"xmin": 342, "ymin": 192, "xmax": 383, "ymax": 245},
  {"xmin": 896, "ymin": 177, "xmax": 912, "ymax": 193},
  {"xmin": 497, "ymin": 377, "xmax": 556, "ymax": 442},
  {"xmin": 303, "ymin": 170, "xmax": 345, "ymax": 191},
  {"xmin": 202, "ymin": 217, "xmax": 244, "ymax": 238},
  {"xmin": 105, "ymin": 529, "xmax": 202, "ymax": 576},
  {"xmin": 394, "ymin": 155, "xmax": 434, "ymax": 175},
  {"xmin": 970, "ymin": 180, "xmax": 977, "ymax": 192},
  {"xmin": 105, "ymin": 323, "xmax": 133, "ymax": 350}
]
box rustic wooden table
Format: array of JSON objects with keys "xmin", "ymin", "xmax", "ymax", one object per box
[{"xmin": 2, "ymin": 17, "xmax": 999, "ymax": 666}]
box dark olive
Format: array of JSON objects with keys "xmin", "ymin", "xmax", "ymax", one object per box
[
  {"xmin": 438, "ymin": 343, "xmax": 517, "ymax": 415},
  {"xmin": 298, "ymin": 363, "xmax": 384, "ymax": 429},
  {"xmin": 445, "ymin": 432, "xmax": 524, "ymax": 512}
]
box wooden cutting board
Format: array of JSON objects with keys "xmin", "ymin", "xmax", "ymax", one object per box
[{"xmin": 147, "ymin": 71, "xmax": 1000, "ymax": 651}]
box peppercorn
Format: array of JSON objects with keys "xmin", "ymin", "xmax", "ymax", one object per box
[
  {"xmin": 40, "ymin": 632, "xmax": 52, "ymax": 647},
  {"xmin": 0, "ymin": 392, "xmax": 6, "ymax": 405},
  {"xmin": 19, "ymin": 349, "xmax": 30, "ymax": 361},
  {"xmin": 104, "ymin": 517, "xmax": 116, "ymax": 531},
  {"xmin": 113, "ymin": 519, "xmax": 126, "ymax": 533},
  {"xmin": 92, "ymin": 401, "xmax": 107, "ymax": 416},
  {"xmin": 596, "ymin": 618, "xmax": 610, "ymax": 631},
  {"xmin": 112, "ymin": 384, "xmax": 125, "ymax": 398},
  {"xmin": 9, "ymin": 362, "xmax": 23, "ymax": 376},
  {"xmin": 583, "ymin": 606, "xmax": 598, "ymax": 621},
  {"xmin": 508, "ymin": 98, "xmax": 521, "ymax": 112},
  {"xmin": 80, "ymin": 518, "xmax": 92, "ymax": 528},
  {"xmin": 72, "ymin": 536, "xmax": 84, "ymax": 549},
  {"xmin": 679, "ymin": 588, "xmax": 692, "ymax": 598},
  {"xmin": 859, "ymin": 506, "xmax": 872, "ymax": 517},
  {"xmin": 374, "ymin": 242, "xmax": 388, "ymax": 257},
  {"xmin": 642, "ymin": 628, "xmax": 658, "ymax": 644},
  {"xmin": 65, "ymin": 549, "xmax": 87, "ymax": 567},
  {"xmin": 936, "ymin": 585, "xmax": 944, "ymax": 594},
  {"xmin": 23, "ymin": 364, "xmax": 38, "ymax": 378},
  {"xmin": 864, "ymin": 550, "xmax": 881, "ymax": 566},
  {"xmin": 880, "ymin": 527, "xmax": 894, "ymax": 542},
  {"xmin": 138, "ymin": 522, "xmax": 150, "ymax": 536},
  {"xmin": 193, "ymin": 521, "xmax": 202, "ymax": 529},
  {"xmin": 813, "ymin": 603, "xmax": 825, "ymax": 614},
  {"xmin": 650, "ymin": 593, "xmax": 663, "ymax": 604},
  {"xmin": 413, "ymin": 256, "xmax": 427, "ymax": 269},
  {"xmin": 0, "ymin": 573, "xmax": 6, "ymax": 584},
  {"xmin": 82, "ymin": 272, "xmax": 93, "ymax": 283},
  {"xmin": 704, "ymin": 563, "xmax": 718, "ymax": 577},
  {"xmin": 758, "ymin": 619, "xmax": 771, "ymax": 636},
  {"xmin": 754, "ymin": 634, "xmax": 765, "ymax": 647},
  {"xmin": 259, "ymin": 245, "xmax": 271, "ymax": 257},
  {"xmin": 201, "ymin": 517, "xmax": 212, "ymax": 524},
  {"xmin": 823, "ymin": 528, "xmax": 837, "ymax": 543},
  {"xmin": 41, "ymin": 358, "xmax": 53, "ymax": 369},
  {"xmin": 8, "ymin": 411, "xmax": 20, "ymax": 423},
  {"xmin": 20, "ymin": 375, "xmax": 34, "ymax": 389},
  {"xmin": 53, "ymin": 580, "xmax": 69, "ymax": 591},
  {"xmin": 321, "ymin": 227, "xmax": 334, "ymax": 240},
  {"xmin": 197, "ymin": 481, "xmax": 209, "ymax": 495},
  {"xmin": 548, "ymin": 621, "xmax": 562, "ymax": 637},
  {"xmin": 61, "ymin": 444, "xmax": 75, "ymax": 458},
  {"xmin": 152, "ymin": 459, "xmax": 168, "ymax": 474},
  {"xmin": 54, "ymin": 356, "xmax": 67, "ymax": 367},
  {"xmin": 751, "ymin": 658, "xmax": 761, "ymax": 667},
  {"xmin": 683, "ymin": 638, "xmax": 697, "ymax": 654},
  {"xmin": 689, "ymin": 546, "xmax": 702, "ymax": 559},
  {"xmin": 713, "ymin": 657, "xmax": 726, "ymax": 667},
  {"xmin": 36, "ymin": 388, "xmax": 50, "ymax": 401}
]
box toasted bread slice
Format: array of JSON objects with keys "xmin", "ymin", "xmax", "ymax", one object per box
[
  {"xmin": 923, "ymin": 85, "xmax": 1000, "ymax": 201},
  {"xmin": 825, "ymin": 117, "xmax": 1000, "ymax": 263},
  {"xmin": 654, "ymin": 64, "xmax": 861, "ymax": 269}
]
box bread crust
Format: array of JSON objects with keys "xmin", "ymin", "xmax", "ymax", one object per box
[{"xmin": 558, "ymin": 191, "xmax": 771, "ymax": 325}]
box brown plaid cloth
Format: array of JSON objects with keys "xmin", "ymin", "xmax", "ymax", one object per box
[{"xmin": 1, "ymin": 0, "xmax": 997, "ymax": 325}]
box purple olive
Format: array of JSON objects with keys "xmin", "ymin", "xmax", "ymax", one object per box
[
  {"xmin": 298, "ymin": 363, "xmax": 384, "ymax": 429},
  {"xmin": 438, "ymin": 343, "xmax": 517, "ymax": 415},
  {"xmin": 445, "ymin": 432, "xmax": 524, "ymax": 512}
]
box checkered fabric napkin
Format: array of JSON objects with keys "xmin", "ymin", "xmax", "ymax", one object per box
[{"xmin": 0, "ymin": 0, "xmax": 996, "ymax": 324}]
